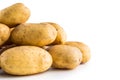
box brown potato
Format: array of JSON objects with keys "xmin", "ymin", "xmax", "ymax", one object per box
[
  {"xmin": 0, "ymin": 23, "xmax": 10, "ymax": 46},
  {"xmin": 48, "ymin": 45, "xmax": 82, "ymax": 69},
  {"xmin": 0, "ymin": 3, "xmax": 30, "ymax": 27},
  {"xmin": 43, "ymin": 22, "xmax": 67, "ymax": 44},
  {"xmin": 0, "ymin": 46, "xmax": 52, "ymax": 75},
  {"xmin": 65, "ymin": 41, "xmax": 91, "ymax": 64},
  {"xmin": 11, "ymin": 23, "xmax": 57, "ymax": 46}
]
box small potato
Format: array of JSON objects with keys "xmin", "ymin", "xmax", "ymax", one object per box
[
  {"xmin": 44, "ymin": 22, "xmax": 67, "ymax": 44},
  {"xmin": 65, "ymin": 41, "xmax": 91, "ymax": 64},
  {"xmin": 0, "ymin": 46, "xmax": 52, "ymax": 75},
  {"xmin": 0, "ymin": 3, "xmax": 30, "ymax": 27},
  {"xmin": 11, "ymin": 23, "xmax": 57, "ymax": 46},
  {"xmin": 0, "ymin": 23, "xmax": 10, "ymax": 46},
  {"xmin": 48, "ymin": 45, "xmax": 82, "ymax": 69}
]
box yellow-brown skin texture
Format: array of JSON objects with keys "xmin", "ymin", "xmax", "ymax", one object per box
[
  {"xmin": 65, "ymin": 41, "xmax": 91, "ymax": 64},
  {"xmin": 44, "ymin": 22, "xmax": 67, "ymax": 44},
  {"xmin": 0, "ymin": 46, "xmax": 52, "ymax": 75},
  {"xmin": 0, "ymin": 3, "xmax": 30, "ymax": 27},
  {"xmin": 11, "ymin": 23, "xmax": 57, "ymax": 46},
  {"xmin": 48, "ymin": 45, "xmax": 82, "ymax": 69},
  {"xmin": 0, "ymin": 23, "xmax": 10, "ymax": 46}
]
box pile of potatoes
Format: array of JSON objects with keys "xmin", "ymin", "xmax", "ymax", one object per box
[{"xmin": 0, "ymin": 3, "xmax": 91, "ymax": 75}]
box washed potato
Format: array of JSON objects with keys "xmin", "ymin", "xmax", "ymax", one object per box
[
  {"xmin": 0, "ymin": 23, "xmax": 10, "ymax": 46},
  {"xmin": 0, "ymin": 3, "xmax": 30, "ymax": 27},
  {"xmin": 11, "ymin": 23, "xmax": 57, "ymax": 46},
  {"xmin": 0, "ymin": 46, "xmax": 52, "ymax": 75},
  {"xmin": 65, "ymin": 41, "xmax": 91, "ymax": 64},
  {"xmin": 48, "ymin": 45, "xmax": 82, "ymax": 69},
  {"xmin": 44, "ymin": 22, "xmax": 67, "ymax": 44}
]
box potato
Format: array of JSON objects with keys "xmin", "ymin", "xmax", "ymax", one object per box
[
  {"xmin": 48, "ymin": 45, "xmax": 82, "ymax": 69},
  {"xmin": 44, "ymin": 22, "xmax": 67, "ymax": 44},
  {"xmin": 65, "ymin": 41, "xmax": 91, "ymax": 64},
  {"xmin": 0, "ymin": 3, "xmax": 30, "ymax": 27},
  {"xmin": 0, "ymin": 23, "xmax": 10, "ymax": 46},
  {"xmin": 11, "ymin": 23, "xmax": 57, "ymax": 46},
  {"xmin": 0, "ymin": 46, "xmax": 52, "ymax": 75}
]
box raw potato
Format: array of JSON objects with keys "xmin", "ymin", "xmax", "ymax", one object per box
[
  {"xmin": 0, "ymin": 46, "xmax": 52, "ymax": 75},
  {"xmin": 65, "ymin": 41, "xmax": 91, "ymax": 64},
  {"xmin": 0, "ymin": 23, "xmax": 10, "ymax": 46},
  {"xmin": 48, "ymin": 45, "xmax": 82, "ymax": 69},
  {"xmin": 11, "ymin": 23, "xmax": 57, "ymax": 46},
  {"xmin": 45, "ymin": 22, "xmax": 67, "ymax": 44},
  {"xmin": 0, "ymin": 3, "xmax": 30, "ymax": 27}
]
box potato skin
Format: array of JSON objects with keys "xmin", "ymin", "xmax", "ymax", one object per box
[
  {"xmin": 0, "ymin": 46, "xmax": 52, "ymax": 75},
  {"xmin": 44, "ymin": 22, "xmax": 67, "ymax": 44},
  {"xmin": 11, "ymin": 23, "xmax": 57, "ymax": 46},
  {"xmin": 0, "ymin": 3, "xmax": 30, "ymax": 27},
  {"xmin": 48, "ymin": 45, "xmax": 82, "ymax": 69},
  {"xmin": 65, "ymin": 41, "xmax": 91, "ymax": 64},
  {"xmin": 0, "ymin": 23, "xmax": 10, "ymax": 46}
]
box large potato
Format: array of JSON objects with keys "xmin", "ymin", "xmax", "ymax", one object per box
[
  {"xmin": 11, "ymin": 23, "xmax": 57, "ymax": 46},
  {"xmin": 0, "ymin": 46, "xmax": 52, "ymax": 75},
  {"xmin": 0, "ymin": 3, "xmax": 30, "ymax": 27},
  {"xmin": 48, "ymin": 45, "xmax": 82, "ymax": 69},
  {"xmin": 65, "ymin": 41, "xmax": 91, "ymax": 64},
  {"xmin": 0, "ymin": 23, "xmax": 10, "ymax": 46},
  {"xmin": 44, "ymin": 22, "xmax": 67, "ymax": 44}
]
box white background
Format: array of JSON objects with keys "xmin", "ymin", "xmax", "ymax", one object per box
[{"xmin": 0, "ymin": 0, "xmax": 120, "ymax": 80}]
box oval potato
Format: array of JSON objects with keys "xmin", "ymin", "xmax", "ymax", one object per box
[
  {"xmin": 0, "ymin": 46, "xmax": 52, "ymax": 75},
  {"xmin": 11, "ymin": 23, "xmax": 57, "ymax": 46},
  {"xmin": 0, "ymin": 3, "xmax": 30, "ymax": 27},
  {"xmin": 0, "ymin": 23, "xmax": 10, "ymax": 46},
  {"xmin": 65, "ymin": 41, "xmax": 91, "ymax": 64},
  {"xmin": 48, "ymin": 45, "xmax": 82, "ymax": 69}
]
